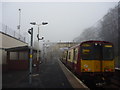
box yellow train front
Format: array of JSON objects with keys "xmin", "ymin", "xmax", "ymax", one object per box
[
  {"xmin": 80, "ymin": 41, "xmax": 115, "ymax": 86},
  {"xmin": 63, "ymin": 40, "xmax": 115, "ymax": 86}
]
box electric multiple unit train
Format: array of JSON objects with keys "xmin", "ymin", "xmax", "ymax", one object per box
[{"xmin": 60, "ymin": 40, "xmax": 115, "ymax": 86}]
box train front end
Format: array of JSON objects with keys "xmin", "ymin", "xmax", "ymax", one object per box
[{"xmin": 80, "ymin": 41, "xmax": 115, "ymax": 86}]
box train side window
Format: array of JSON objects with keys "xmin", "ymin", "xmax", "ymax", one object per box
[
  {"xmin": 73, "ymin": 49, "xmax": 76, "ymax": 60},
  {"xmin": 68, "ymin": 52, "xmax": 71, "ymax": 59},
  {"xmin": 66, "ymin": 51, "xmax": 68, "ymax": 60},
  {"xmin": 63, "ymin": 53, "xmax": 65, "ymax": 58},
  {"xmin": 75, "ymin": 50, "xmax": 78, "ymax": 60}
]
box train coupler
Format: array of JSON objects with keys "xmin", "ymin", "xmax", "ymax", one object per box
[{"xmin": 95, "ymin": 77, "xmax": 106, "ymax": 87}]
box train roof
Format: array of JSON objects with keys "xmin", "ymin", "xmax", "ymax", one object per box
[
  {"xmin": 80, "ymin": 40, "xmax": 113, "ymax": 44},
  {"xmin": 68, "ymin": 44, "xmax": 80, "ymax": 50},
  {"xmin": 67, "ymin": 40, "xmax": 113, "ymax": 50}
]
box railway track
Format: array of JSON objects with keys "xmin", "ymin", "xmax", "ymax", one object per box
[
  {"xmin": 86, "ymin": 68, "xmax": 120, "ymax": 89},
  {"xmin": 61, "ymin": 61, "xmax": 120, "ymax": 89},
  {"xmin": 76, "ymin": 68, "xmax": 120, "ymax": 89},
  {"xmin": 103, "ymin": 69, "xmax": 120, "ymax": 89}
]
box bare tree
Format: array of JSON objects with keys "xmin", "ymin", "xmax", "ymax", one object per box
[{"xmin": 74, "ymin": 5, "xmax": 119, "ymax": 68}]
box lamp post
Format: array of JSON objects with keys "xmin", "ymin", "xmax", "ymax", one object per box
[
  {"xmin": 30, "ymin": 22, "xmax": 48, "ymax": 63},
  {"xmin": 17, "ymin": 9, "xmax": 21, "ymax": 39},
  {"xmin": 118, "ymin": 1, "xmax": 120, "ymax": 67},
  {"xmin": 43, "ymin": 40, "xmax": 45, "ymax": 62},
  {"xmin": 28, "ymin": 22, "xmax": 48, "ymax": 84},
  {"xmin": 28, "ymin": 27, "xmax": 33, "ymax": 84}
]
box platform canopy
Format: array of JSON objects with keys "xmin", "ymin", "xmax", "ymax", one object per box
[{"xmin": 5, "ymin": 45, "xmax": 40, "ymax": 52}]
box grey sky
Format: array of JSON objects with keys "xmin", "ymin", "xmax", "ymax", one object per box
[{"xmin": 2, "ymin": 2, "xmax": 118, "ymax": 43}]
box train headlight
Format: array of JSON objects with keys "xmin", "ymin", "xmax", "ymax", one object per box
[
  {"xmin": 104, "ymin": 68, "xmax": 113, "ymax": 72},
  {"xmin": 88, "ymin": 68, "xmax": 91, "ymax": 71},
  {"xmin": 84, "ymin": 68, "xmax": 88, "ymax": 71},
  {"xmin": 83, "ymin": 68, "xmax": 91, "ymax": 72},
  {"xmin": 95, "ymin": 43, "xmax": 98, "ymax": 45}
]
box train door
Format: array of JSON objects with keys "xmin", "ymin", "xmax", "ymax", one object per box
[
  {"xmin": 93, "ymin": 43, "xmax": 103, "ymax": 72},
  {"xmin": 66, "ymin": 51, "xmax": 68, "ymax": 64},
  {"xmin": 102, "ymin": 44, "xmax": 114, "ymax": 72},
  {"xmin": 73, "ymin": 48, "xmax": 76, "ymax": 69}
]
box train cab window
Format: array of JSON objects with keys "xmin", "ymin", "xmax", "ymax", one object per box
[
  {"xmin": 103, "ymin": 45, "xmax": 113, "ymax": 60},
  {"xmin": 81, "ymin": 47, "xmax": 93, "ymax": 60},
  {"xmin": 82, "ymin": 49, "xmax": 91, "ymax": 54},
  {"xmin": 93, "ymin": 43, "xmax": 102, "ymax": 60},
  {"xmin": 81, "ymin": 43, "xmax": 114, "ymax": 60}
]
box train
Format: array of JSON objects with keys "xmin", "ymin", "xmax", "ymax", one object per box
[{"xmin": 60, "ymin": 40, "xmax": 115, "ymax": 86}]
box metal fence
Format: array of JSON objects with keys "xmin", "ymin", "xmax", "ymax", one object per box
[{"xmin": 0, "ymin": 23, "xmax": 28, "ymax": 43}]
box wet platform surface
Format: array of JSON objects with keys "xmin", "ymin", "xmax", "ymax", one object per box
[
  {"xmin": 2, "ymin": 57, "xmax": 73, "ymax": 88},
  {"xmin": 2, "ymin": 56, "xmax": 89, "ymax": 89}
]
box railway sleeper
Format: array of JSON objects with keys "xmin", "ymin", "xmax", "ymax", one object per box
[{"xmin": 81, "ymin": 75, "xmax": 111, "ymax": 87}]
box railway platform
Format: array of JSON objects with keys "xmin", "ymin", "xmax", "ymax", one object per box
[{"xmin": 2, "ymin": 56, "xmax": 89, "ymax": 89}]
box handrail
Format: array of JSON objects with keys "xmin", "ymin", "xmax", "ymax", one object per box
[{"xmin": 0, "ymin": 23, "xmax": 28, "ymax": 43}]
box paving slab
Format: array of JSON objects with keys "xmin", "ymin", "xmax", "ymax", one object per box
[{"xmin": 2, "ymin": 57, "xmax": 73, "ymax": 88}]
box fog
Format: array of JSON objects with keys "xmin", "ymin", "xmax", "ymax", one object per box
[{"xmin": 2, "ymin": 2, "xmax": 117, "ymax": 43}]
